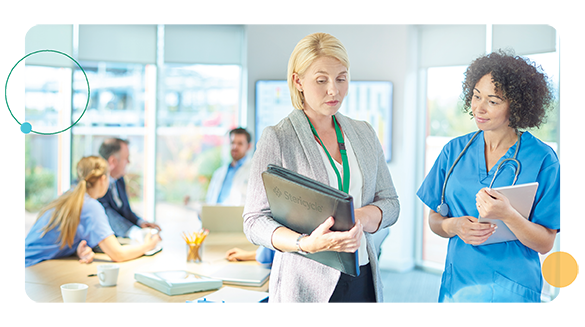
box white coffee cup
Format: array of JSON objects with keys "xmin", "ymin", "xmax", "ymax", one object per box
[
  {"xmin": 60, "ymin": 283, "xmax": 88, "ymax": 303},
  {"xmin": 97, "ymin": 264, "xmax": 120, "ymax": 287}
]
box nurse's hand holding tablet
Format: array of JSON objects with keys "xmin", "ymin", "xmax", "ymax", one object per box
[{"xmin": 476, "ymin": 188, "xmax": 511, "ymax": 220}]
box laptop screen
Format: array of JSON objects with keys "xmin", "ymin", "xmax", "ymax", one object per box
[{"xmin": 200, "ymin": 205, "xmax": 245, "ymax": 233}]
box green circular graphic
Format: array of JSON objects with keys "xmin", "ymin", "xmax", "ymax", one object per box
[{"xmin": 5, "ymin": 49, "xmax": 90, "ymax": 135}]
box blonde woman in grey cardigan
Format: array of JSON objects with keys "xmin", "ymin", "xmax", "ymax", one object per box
[{"xmin": 243, "ymin": 32, "xmax": 400, "ymax": 302}]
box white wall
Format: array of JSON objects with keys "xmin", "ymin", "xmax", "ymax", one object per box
[{"xmin": 245, "ymin": 25, "xmax": 419, "ymax": 271}]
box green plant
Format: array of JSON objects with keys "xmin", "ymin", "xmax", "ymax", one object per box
[{"xmin": 25, "ymin": 166, "xmax": 55, "ymax": 212}]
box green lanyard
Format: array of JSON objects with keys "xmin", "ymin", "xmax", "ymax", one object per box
[{"xmin": 305, "ymin": 114, "xmax": 350, "ymax": 193}]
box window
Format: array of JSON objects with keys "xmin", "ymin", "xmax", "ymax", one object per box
[
  {"xmin": 422, "ymin": 65, "xmax": 475, "ymax": 268},
  {"xmin": 24, "ymin": 65, "xmax": 71, "ymax": 227},
  {"xmin": 156, "ymin": 64, "xmax": 241, "ymax": 211},
  {"xmin": 5, "ymin": 65, "xmax": 71, "ymax": 237},
  {"xmin": 71, "ymin": 61, "xmax": 153, "ymax": 217},
  {"xmin": 24, "ymin": 25, "xmax": 245, "ymax": 234},
  {"xmin": 522, "ymin": 52, "xmax": 560, "ymax": 148}
]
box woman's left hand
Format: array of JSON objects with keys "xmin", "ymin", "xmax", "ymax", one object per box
[
  {"xmin": 302, "ymin": 216, "xmax": 363, "ymax": 254},
  {"xmin": 475, "ymin": 188, "xmax": 513, "ymax": 221},
  {"xmin": 76, "ymin": 240, "xmax": 95, "ymax": 264}
]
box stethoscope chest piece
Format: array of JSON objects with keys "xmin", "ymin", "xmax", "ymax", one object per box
[{"xmin": 437, "ymin": 203, "xmax": 450, "ymax": 217}]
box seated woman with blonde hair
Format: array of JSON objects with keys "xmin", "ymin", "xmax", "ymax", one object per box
[{"xmin": 25, "ymin": 156, "xmax": 161, "ymax": 267}]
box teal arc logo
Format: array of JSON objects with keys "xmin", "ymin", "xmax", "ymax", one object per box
[{"xmin": 4, "ymin": 50, "xmax": 91, "ymax": 135}]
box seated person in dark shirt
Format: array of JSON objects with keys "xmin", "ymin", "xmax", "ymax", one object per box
[{"xmin": 98, "ymin": 138, "xmax": 161, "ymax": 238}]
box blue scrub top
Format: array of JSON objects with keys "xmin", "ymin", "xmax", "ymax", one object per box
[
  {"xmin": 417, "ymin": 131, "xmax": 560, "ymax": 302},
  {"xmin": 25, "ymin": 194, "xmax": 114, "ymax": 267}
]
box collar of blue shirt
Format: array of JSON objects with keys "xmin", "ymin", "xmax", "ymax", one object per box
[{"xmin": 230, "ymin": 156, "xmax": 247, "ymax": 170}]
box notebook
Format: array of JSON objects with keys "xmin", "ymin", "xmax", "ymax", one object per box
[
  {"xmin": 261, "ymin": 164, "xmax": 359, "ymax": 277},
  {"xmin": 477, "ymin": 182, "xmax": 539, "ymax": 245},
  {"xmin": 134, "ymin": 270, "xmax": 222, "ymax": 296},
  {"xmin": 144, "ymin": 246, "xmax": 162, "ymax": 256},
  {"xmin": 204, "ymin": 264, "xmax": 271, "ymax": 287},
  {"xmin": 126, "ymin": 227, "xmax": 162, "ymax": 256},
  {"xmin": 200, "ymin": 205, "xmax": 245, "ymax": 233}
]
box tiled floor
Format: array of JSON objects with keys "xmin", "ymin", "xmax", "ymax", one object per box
[{"xmin": 380, "ymin": 268, "xmax": 442, "ymax": 303}]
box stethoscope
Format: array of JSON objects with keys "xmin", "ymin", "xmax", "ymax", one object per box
[{"xmin": 436, "ymin": 130, "xmax": 522, "ymax": 217}]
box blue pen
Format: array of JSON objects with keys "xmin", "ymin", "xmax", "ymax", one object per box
[{"xmin": 186, "ymin": 298, "xmax": 225, "ymax": 303}]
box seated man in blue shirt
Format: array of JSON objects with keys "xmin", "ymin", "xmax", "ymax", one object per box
[
  {"xmin": 226, "ymin": 245, "xmax": 275, "ymax": 266},
  {"xmin": 206, "ymin": 127, "xmax": 253, "ymax": 206},
  {"xmin": 186, "ymin": 128, "xmax": 274, "ymax": 264},
  {"xmin": 98, "ymin": 138, "xmax": 161, "ymax": 237},
  {"xmin": 184, "ymin": 127, "xmax": 253, "ymax": 207}
]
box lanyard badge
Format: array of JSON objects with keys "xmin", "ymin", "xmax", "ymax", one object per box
[{"xmin": 305, "ymin": 114, "xmax": 350, "ymax": 193}]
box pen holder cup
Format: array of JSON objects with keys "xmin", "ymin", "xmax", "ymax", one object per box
[{"xmin": 186, "ymin": 243, "xmax": 203, "ymax": 263}]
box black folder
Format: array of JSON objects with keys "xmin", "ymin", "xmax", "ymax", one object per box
[{"xmin": 261, "ymin": 164, "xmax": 359, "ymax": 277}]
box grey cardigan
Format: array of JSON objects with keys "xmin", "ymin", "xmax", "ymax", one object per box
[{"xmin": 243, "ymin": 108, "xmax": 400, "ymax": 302}]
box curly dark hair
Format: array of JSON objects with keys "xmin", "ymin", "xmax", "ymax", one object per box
[{"xmin": 461, "ymin": 50, "xmax": 554, "ymax": 130}]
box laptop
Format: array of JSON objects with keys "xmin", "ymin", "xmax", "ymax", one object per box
[
  {"xmin": 206, "ymin": 264, "xmax": 271, "ymax": 287},
  {"xmin": 200, "ymin": 205, "xmax": 245, "ymax": 233}
]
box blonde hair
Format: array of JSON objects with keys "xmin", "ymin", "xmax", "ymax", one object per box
[
  {"xmin": 37, "ymin": 156, "xmax": 109, "ymax": 249},
  {"xmin": 287, "ymin": 32, "xmax": 350, "ymax": 110}
]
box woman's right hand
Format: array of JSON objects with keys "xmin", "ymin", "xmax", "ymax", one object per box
[
  {"xmin": 450, "ymin": 216, "xmax": 496, "ymax": 245},
  {"xmin": 76, "ymin": 240, "xmax": 95, "ymax": 264},
  {"xmin": 143, "ymin": 232, "xmax": 162, "ymax": 251},
  {"xmin": 300, "ymin": 216, "xmax": 363, "ymax": 254},
  {"xmin": 225, "ymin": 247, "xmax": 257, "ymax": 261}
]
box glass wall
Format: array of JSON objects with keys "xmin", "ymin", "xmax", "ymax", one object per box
[
  {"xmin": 24, "ymin": 27, "xmax": 243, "ymax": 228},
  {"xmin": 156, "ymin": 64, "xmax": 241, "ymax": 207},
  {"xmin": 4, "ymin": 62, "xmax": 71, "ymax": 237},
  {"xmin": 24, "ymin": 66, "xmax": 70, "ymax": 228},
  {"xmin": 422, "ymin": 65, "xmax": 473, "ymax": 267},
  {"xmin": 71, "ymin": 61, "xmax": 151, "ymax": 217},
  {"xmin": 522, "ymin": 52, "xmax": 560, "ymax": 149}
]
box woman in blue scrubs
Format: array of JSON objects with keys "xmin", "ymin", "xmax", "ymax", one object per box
[
  {"xmin": 417, "ymin": 51, "xmax": 560, "ymax": 302},
  {"xmin": 26, "ymin": 156, "xmax": 161, "ymax": 267}
]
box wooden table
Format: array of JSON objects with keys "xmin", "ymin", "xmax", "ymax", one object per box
[{"xmin": 25, "ymin": 231, "xmax": 268, "ymax": 303}]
